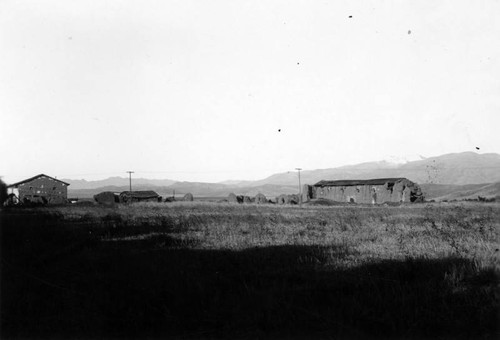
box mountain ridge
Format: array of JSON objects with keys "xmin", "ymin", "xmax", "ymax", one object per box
[
  {"xmin": 64, "ymin": 152, "xmax": 500, "ymax": 199},
  {"xmin": 251, "ymin": 152, "xmax": 500, "ymax": 186},
  {"xmin": 62, "ymin": 176, "xmax": 176, "ymax": 190}
]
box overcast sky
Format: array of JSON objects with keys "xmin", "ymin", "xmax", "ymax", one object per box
[{"xmin": 1, "ymin": 0, "xmax": 499, "ymax": 183}]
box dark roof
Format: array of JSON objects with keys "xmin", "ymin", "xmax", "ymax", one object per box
[
  {"xmin": 7, "ymin": 174, "xmax": 70, "ymax": 187},
  {"xmin": 120, "ymin": 191, "xmax": 159, "ymax": 198},
  {"xmin": 314, "ymin": 178, "xmax": 408, "ymax": 187}
]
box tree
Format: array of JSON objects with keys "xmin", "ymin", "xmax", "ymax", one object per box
[{"xmin": 0, "ymin": 179, "xmax": 7, "ymax": 206}]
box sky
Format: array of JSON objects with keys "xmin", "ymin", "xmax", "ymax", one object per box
[{"xmin": 1, "ymin": 0, "xmax": 499, "ymax": 184}]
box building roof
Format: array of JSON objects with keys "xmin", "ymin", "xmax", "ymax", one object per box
[
  {"xmin": 7, "ymin": 174, "xmax": 70, "ymax": 187},
  {"xmin": 120, "ymin": 191, "xmax": 160, "ymax": 198},
  {"xmin": 314, "ymin": 178, "xmax": 408, "ymax": 187}
]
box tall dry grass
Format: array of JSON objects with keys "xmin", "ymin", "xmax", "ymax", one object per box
[{"xmin": 1, "ymin": 202, "xmax": 499, "ymax": 338}]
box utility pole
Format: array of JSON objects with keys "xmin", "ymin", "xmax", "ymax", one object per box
[
  {"xmin": 126, "ymin": 171, "xmax": 134, "ymax": 192},
  {"xmin": 295, "ymin": 168, "xmax": 302, "ymax": 208}
]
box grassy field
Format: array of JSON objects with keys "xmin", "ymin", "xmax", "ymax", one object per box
[{"xmin": 1, "ymin": 202, "xmax": 499, "ymax": 339}]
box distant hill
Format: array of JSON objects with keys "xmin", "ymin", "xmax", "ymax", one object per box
[
  {"xmin": 218, "ymin": 180, "xmax": 255, "ymax": 187},
  {"xmin": 252, "ymin": 152, "xmax": 500, "ymax": 186},
  {"xmin": 420, "ymin": 182, "xmax": 500, "ymax": 201},
  {"xmin": 66, "ymin": 152, "xmax": 500, "ymax": 200},
  {"xmin": 63, "ymin": 176, "xmax": 176, "ymax": 190}
]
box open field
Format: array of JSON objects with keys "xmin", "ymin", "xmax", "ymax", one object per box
[{"xmin": 1, "ymin": 202, "xmax": 499, "ymax": 339}]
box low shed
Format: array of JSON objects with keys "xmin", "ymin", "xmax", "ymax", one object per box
[
  {"xmin": 94, "ymin": 191, "xmax": 120, "ymax": 204},
  {"xmin": 119, "ymin": 191, "xmax": 161, "ymax": 203},
  {"xmin": 305, "ymin": 178, "xmax": 423, "ymax": 204}
]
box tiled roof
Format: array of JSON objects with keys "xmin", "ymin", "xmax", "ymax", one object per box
[
  {"xmin": 314, "ymin": 178, "xmax": 408, "ymax": 187},
  {"xmin": 7, "ymin": 174, "xmax": 70, "ymax": 187}
]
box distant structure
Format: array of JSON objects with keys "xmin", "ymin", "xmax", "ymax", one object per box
[
  {"xmin": 303, "ymin": 178, "xmax": 423, "ymax": 204},
  {"xmin": 119, "ymin": 191, "xmax": 161, "ymax": 203},
  {"xmin": 255, "ymin": 193, "xmax": 267, "ymax": 204},
  {"xmin": 6, "ymin": 174, "xmax": 69, "ymax": 204},
  {"xmin": 94, "ymin": 190, "xmax": 162, "ymax": 204},
  {"xmin": 226, "ymin": 193, "xmax": 268, "ymax": 204},
  {"xmin": 182, "ymin": 193, "xmax": 194, "ymax": 201},
  {"xmin": 276, "ymin": 194, "xmax": 300, "ymax": 205},
  {"xmin": 94, "ymin": 191, "xmax": 120, "ymax": 204}
]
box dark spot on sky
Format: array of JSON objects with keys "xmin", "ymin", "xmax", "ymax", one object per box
[
  {"xmin": 297, "ymin": 62, "xmax": 300, "ymax": 65},
  {"xmin": 408, "ymin": 30, "xmax": 411, "ymax": 34},
  {"xmin": 476, "ymin": 147, "xmax": 480, "ymax": 150},
  {"xmin": 278, "ymin": 129, "xmax": 281, "ymax": 132},
  {"xmin": 349, "ymin": 15, "xmax": 352, "ymax": 18}
]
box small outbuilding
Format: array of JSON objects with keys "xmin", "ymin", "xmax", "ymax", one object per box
[
  {"xmin": 182, "ymin": 193, "xmax": 194, "ymax": 201},
  {"xmin": 6, "ymin": 174, "xmax": 69, "ymax": 205},
  {"xmin": 94, "ymin": 191, "xmax": 120, "ymax": 204}
]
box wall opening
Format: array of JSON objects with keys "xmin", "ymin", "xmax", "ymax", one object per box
[
  {"xmin": 410, "ymin": 192, "xmax": 418, "ymax": 202},
  {"xmin": 387, "ymin": 182, "xmax": 394, "ymax": 193}
]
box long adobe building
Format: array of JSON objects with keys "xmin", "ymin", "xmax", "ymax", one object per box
[{"xmin": 303, "ymin": 178, "xmax": 424, "ymax": 204}]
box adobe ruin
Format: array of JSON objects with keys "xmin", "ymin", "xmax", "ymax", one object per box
[{"xmin": 303, "ymin": 178, "xmax": 424, "ymax": 204}]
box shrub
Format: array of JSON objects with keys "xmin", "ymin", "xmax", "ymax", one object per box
[{"xmin": 0, "ymin": 178, "xmax": 7, "ymax": 205}]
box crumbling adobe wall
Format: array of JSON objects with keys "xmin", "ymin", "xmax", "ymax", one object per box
[
  {"xmin": 313, "ymin": 185, "xmax": 376, "ymax": 204},
  {"xmin": 275, "ymin": 194, "xmax": 300, "ymax": 205},
  {"xmin": 386, "ymin": 179, "xmax": 424, "ymax": 203},
  {"xmin": 255, "ymin": 193, "xmax": 267, "ymax": 204},
  {"xmin": 310, "ymin": 179, "xmax": 423, "ymax": 204},
  {"xmin": 302, "ymin": 184, "xmax": 313, "ymax": 202}
]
